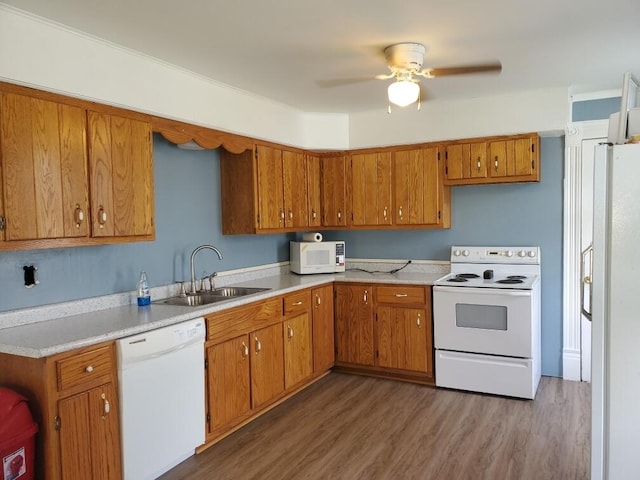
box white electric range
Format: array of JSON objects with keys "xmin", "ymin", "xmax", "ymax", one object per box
[{"xmin": 433, "ymin": 246, "xmax": 541, "ymax": 399}]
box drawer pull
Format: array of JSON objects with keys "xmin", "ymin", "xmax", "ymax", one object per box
[
  {"xmin": 101, "ymin": 393, "xmax": 110, "ymax": 418},
  {"xmin": 394, "ymin": 293, "xmax": 408, "ymax": 298},
  {"xmin": 292, "ymin": 301, "xmax": 303, "ymax": 306},
  {"xmin": 85, "ymin": 365, "xmax": 94, "ymax": 373}
]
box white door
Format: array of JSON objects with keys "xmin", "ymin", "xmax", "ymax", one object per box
[{"xmin": 579, "ymin": 138, "xmax": 603, "ymax": 382}]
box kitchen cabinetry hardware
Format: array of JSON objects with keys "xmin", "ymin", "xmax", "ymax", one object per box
[
  {"xmin": 255, "ymin": 337, "xmax": 262, "ymax": 354},
  {"xmin": 74, "ymin": 205, "xmax": 85, "ymax": 227},
  {"xmin": 315, "ymin": 294, "xmax": 321, "ymax": 306},
  {"xmin": 494, "ymin": 157, "xmax": 499, "ymax": 171},
  {"xmin": 97, "ymin": 206, "xmax": 107, "ymax": 227},
  {"xmin": 363, "ymin": 290, "xmax": 368, "ymax": 303},
  {"xmin": 101, "ymin": 392, "xmax": 110, "ymax": 418},
  {"xmin": 85, "ymin": 365, "xmax": 94, "ymax": 373},
  {"xmin": 242, "ymin": 342, "xmax": 249, "ymax": 358},
  {"xmin": 292, "ymin": 301, "xmax": 303, "ymax": 306},
  {"xmin": 417, "ymin": 313, "xmax": 422, "ymax": 328},
  {"xmin": 287, "ymin": 326, "xmax": 294, "ymax": 339},
  {"xmin": 395, "ymin": 293, "xmax": 408, "ymax": 298},
  {"xmin": 0, "ymin": 217, "xmax": 4, "ymax": 231}
]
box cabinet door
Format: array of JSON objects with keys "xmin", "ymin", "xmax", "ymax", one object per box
[
  {"xmin": 206, "ymin": 335, "xmax": 251, "ymax": 433},
  {"xmin": 489, "ymin": 137, "xmax": 537, "ymax": 180},
  {"xmin": 468, "ymin": 142, "xmax": 488, "ymax": 179},
  {"xmin": 351, "ymin": 152, "xmax": 392, "ymax": 226},
  {"xmin": 377, "ymin": 306, "xmax": 430, "ymax": 373},
  {"xmin": 321, "ymin": 155, "xmax": 347, "ymax": 227},
  {"xmin": 312, "ymin": 284, "xmax": 335, "ymax": 373},
  {"xmin": 0, "ymin": 92, "xmax": 89, "ymax": 240},
  {"xmin": 250, "ymin": 323, "xmax": 285, "ymax": 409},
  {"xmin": 422, "ymin": 145, "xmax": 442, "ymax": 226},
  {"xmin": 283, "ymin": 150, "xmax": 309, "ymax": 228},
  {"xmin": 58, "ymin": 383, "xmax": 121, "ymax": 480},
  {"xmin": 394, "ymin": 149, "xmax": 424, "ymax": 225},
  {"xmin": 87, "ymin": 111, "xmax": 153, "ymax": 238},
  {"xmin": 306, "ymin": 154, "xmax": 322, "ymax": 228},
  {"xmin": 284, "ymin": 313, "xmax": 313, "ymax": 389},
  {"xmin": 256, "ymin": 145, "xmax": 284, "ymax": 229},
  {"xmin": 334, "ymin": 284, "xmax": 374, "ymax": 366}
]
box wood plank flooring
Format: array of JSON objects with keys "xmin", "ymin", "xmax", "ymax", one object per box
[{"xmin": 159, "ymin": 373, "xmax": 590, "ymax": 480}]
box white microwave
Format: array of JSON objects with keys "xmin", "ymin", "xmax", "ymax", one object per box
[{"xmin": 290, "ymin": 241, "xmax": 346, "ymax": 274}]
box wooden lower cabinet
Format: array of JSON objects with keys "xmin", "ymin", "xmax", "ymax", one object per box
[
  {"xmin": 250, "ymin": 323, "xmax": 285, "ymax": 409},
  {"xmin": 0, "ymin": 341, "xmax": 122, "ymax": 480},
  {"xmin": 334, "ymin": 283, "xmax": 375, "ymax": 366},
  {"xmin": 334, "ymin": 283, "xmax": 434, "ymax": 384},
  {"xmin": 206, "ymin": 335, "xmax": 251, "ymax": 433},
  {"xmin": 312, "ymin": 284, "xmax": 335, "ymax": 373},
  {"xmin": 283, "ymin": 312, "xmax": 313, "ymax": 389}
]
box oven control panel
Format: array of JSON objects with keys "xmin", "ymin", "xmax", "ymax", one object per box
[{"xmin": 451, "ymin": 246, "xmax": 540, "ymax": 264}]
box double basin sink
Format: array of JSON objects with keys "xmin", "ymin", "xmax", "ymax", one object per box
[{"xmin": 159, "ymin": 286, "xmax": 271, "ymax": 307}]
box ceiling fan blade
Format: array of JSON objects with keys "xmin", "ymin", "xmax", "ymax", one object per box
[
  {"xmin": 422, "ymin": 62, "xmax": 502, "ymax": 78},
  {"xmin": 316, "ymin": 76, "xmax": 376, "ymax": 88}
]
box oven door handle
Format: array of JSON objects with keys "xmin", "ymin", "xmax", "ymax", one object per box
[
  {"xmin": 580, "ymin": 243, "xmax": 593, "ymax": 322},
  {"xmin": 433, "ymin": 286, "xmax": 533, "ymax": 297}
]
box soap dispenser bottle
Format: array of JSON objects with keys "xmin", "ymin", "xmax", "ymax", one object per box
[{"xmin": 137, "ymin": 271, "xmax": 151, "ymax": 306}]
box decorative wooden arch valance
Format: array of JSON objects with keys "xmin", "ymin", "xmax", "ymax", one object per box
[{"xmin": 151, "ymin": 116, "xmax": 253, "ymax": 154}]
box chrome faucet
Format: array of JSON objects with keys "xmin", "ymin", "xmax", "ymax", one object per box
[{"xmin": 189, "ymin": 245, "xmax": 223, "ymax": 294}]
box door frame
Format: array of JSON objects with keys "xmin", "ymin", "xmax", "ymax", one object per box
[{"xmin": 562, "ymin": 118, "xmax": 608, "ymax": 380}]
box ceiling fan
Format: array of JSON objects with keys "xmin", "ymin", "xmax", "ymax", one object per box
[{"xmin": 321, "ymin": 42, "xmax": 502, "ymax": 111}]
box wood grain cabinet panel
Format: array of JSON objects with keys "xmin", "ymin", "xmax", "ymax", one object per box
[
  {"xmin": 306, "ymin": 154, "xmax": 322, "ymax": 227},
  {"xmin": 283, "ymin": 312, "xmax": 313, "ymax": 389},
  {"xmin": 350, "ymin": 152, "xmax": 392, "ymax": 226},
  {"xmin": 206, "ymin": 335, "xmax": 251, "ymax": 433},
  {"xmin": 312, "ymin": 284, "xmax": 335, "ymax": 373},
  {"xmin": 250, "ymin": 323, "xmax": 285, "ymax": 409},
  {"xmin": 0, "ymin": 92, "xmax": 89, "ymax": 241},
  {"xmin": 283, "ymin": 149, "xmax": 309, "ymax": 228},
  {"xmin": 321, "ymin": 155, "xmax": 348, "ymax": 227},
  {"xmin": 377, "ymin": 306, "xmax": 430, "ymax": 374},
  {"xmin": 87, "ymin": 111, "xmax": 154, "ymax": 239},
  {"xmin": 334, "ymin": 283, "xmax": 374, "ymax": 366}
]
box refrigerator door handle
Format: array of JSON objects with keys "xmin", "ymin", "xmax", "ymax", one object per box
[{"xmin": 581, "ymin": 243, "xmax": 593, "ymax": 321}]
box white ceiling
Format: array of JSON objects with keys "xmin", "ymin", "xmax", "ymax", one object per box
[{"xmin": 4, "ymin": 0, "xmax": 640, "ymax": 113}]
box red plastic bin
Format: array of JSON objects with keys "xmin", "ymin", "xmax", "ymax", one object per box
[{"xmin": 0, "ymin": 388, "xmax": 38, "ymax": 480}]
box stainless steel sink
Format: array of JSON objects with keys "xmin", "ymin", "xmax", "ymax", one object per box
[{"xmin": 158, "ymin": 286, "xmax": 270, "ymax": 307}]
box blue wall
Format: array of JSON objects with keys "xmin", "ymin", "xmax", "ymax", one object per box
[
  {"xmin": 323, "ymin": 137, "xmax": 565, "ymax": 377},
  {"xmin": 572, "ymin": 96, "xmax": 620, "ymax": 122},
  {"xmin": 0, "ymin": 135, "xmax": 564, "ymax": 377}
]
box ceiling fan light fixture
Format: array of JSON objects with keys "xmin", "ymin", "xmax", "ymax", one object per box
[{"xmin": 387, "ymin": 80, "xmax": 420, "ymax": 107}]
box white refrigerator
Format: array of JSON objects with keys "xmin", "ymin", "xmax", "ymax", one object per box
[{"xmin": 590, "ymin": 142, "xmax": 640, "ymax": 480}]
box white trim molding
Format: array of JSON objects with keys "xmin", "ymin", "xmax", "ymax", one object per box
[{"xmin": 563, "ymin": 120, "xmax": 608, "ymax": 380}]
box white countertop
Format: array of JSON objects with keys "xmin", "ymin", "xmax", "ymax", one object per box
[{"xmin": 0, "ymin": 269, "xmax": 444, "ymax": 358}]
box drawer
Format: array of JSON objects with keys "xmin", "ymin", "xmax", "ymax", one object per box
[
  {"xmin": 56, "ymin": 345, "xmax": 113, "ymax": 392},
  {"xmin": 207, "ymin": 297, "xmax": 282, "ymax": 344},
  {"xmin": 375, "ymin": 285, "xmax": 426, "ymax": 305},
  {"xmin": 283, "ymin": 290, "xmax": 311, "ymax": 317}
]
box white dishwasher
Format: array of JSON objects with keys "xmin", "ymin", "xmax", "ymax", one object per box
[{"xmin": 116, "ymin": 317, "xmax": 206, "ymax": 480}]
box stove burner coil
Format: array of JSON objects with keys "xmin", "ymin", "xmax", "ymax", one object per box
[
  {"xmin": 456, "ymin": 273, "xmax": 480, "ymax": 279},
  {"xmin": 496, "ymin": 278, "xmax": 524, "ymax": 284},
  {"xmin": 507, "ymin": 275, "xmax": 527, "ymax": 280},
  {"xmin": 447, "ymin": 277, "xmax": 468, "ymax": 282}
]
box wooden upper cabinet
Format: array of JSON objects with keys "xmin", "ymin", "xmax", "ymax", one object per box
[
  {"xmin": 306, "ymin": 154, "xmax": 322, "ymax": 228},
  {"xmin": 394, "ymin": 146, "xmax": 450, "ymax": 227},
  {"xmin": 445, "ymin": 133, "xmax": 540, "ymax": 185},
  {"xmin": 488, "ymin": 135, "xmax": 540, "ymax": 182},
  {"xmin": 321, "ymin": 155, "xmax": 348, "ymax": 227},
  {"xmin": 444, "ymin": 141, "xmax": 488, "ymax": 184},
  {"xmin": 87, "ymin": 111, "xmax": 154, "ymax": 239},
  {"xmin": 350, "ymin": 152, "xmax": 392, "ymax": 226},
  {"xmin": 282, "ymin": 149, "xmax": 309, "ymax": 229},
  {"xmin": 0, "ymin": 92, "xmax": 89, "ymax": 241},
  {"xmin": 255, "ymin": 145, "xmax": 285, "ymax": 229}
]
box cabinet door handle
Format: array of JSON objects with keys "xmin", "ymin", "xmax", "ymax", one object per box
[
  {"xmin": 395, "ymin": 293, "xmax": 408, "ymax": 298},
  {"xmin": 311, "ymin": 209, "xmax": 317, "ymax": 220},
  {"xmin": 315, "ymin": 294, "xmax": 321, "ymax": 307},
  {"xmin": 241, "ymin": 342, "xmax": 249, "ymax": 359},
  {"xmin": 363, "ymin": 290, "xmax": 368, "ymax": 304},
  {"xmin": 288, "ymin": 209, "xmax": 293, "ymax": 220},
  {"xmin": 101, "ymin": 392, "xmax": 110, "ymax": 418},
  {"xmin": 292, "ymin": 301, "xmax": 303, "ymax": 306},
  {"xmin": 494, "ymin": 156, "xmax": 499, "ymax": 171},
  {"xmin": 477, "ymin": 158, "xmax": 482, "ymax": 171},
  {"xmin": 398, "ymin": 206, "xmax": 403, "ymax": 219},
  {"xmin": 416, "ymin": 313, "xmax": 422, "ymax": 328},
  {"xmin": 85, "ymin": 365, "xmax": 94, "ymax": 373},
  {"xmin": 287, "ymin": 325, "xmax": 294, "ymax": 339},
  {"xmin": 255, "ymin": 337, "xmax": 262, "ymax": 354},
  {"xmin": 383, "ymin": 206, "xmax": 388, "ymax": 220},
  {"xmin": 337, "ymin": 209, "xmax": 342, "ymax": 220},
  {"xmin": 97, "ymin": 206, "xmax": 107, "ymax": 227},
  {"xmin": 74, "ymin": 204, "xmax": 85, "ymax": 227},
  {"xmin": 280, "ymin": 209, "xmax": 285, "ymax": 221}
]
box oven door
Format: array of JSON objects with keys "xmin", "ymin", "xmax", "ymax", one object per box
[{"xmin": 433, "ymin": 285, "xmax": 533, "ymax": 358}]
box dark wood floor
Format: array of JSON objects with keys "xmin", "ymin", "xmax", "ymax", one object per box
[{"xmin": 159, "ymin": 373, "xmax": 590, "ymax": 480}]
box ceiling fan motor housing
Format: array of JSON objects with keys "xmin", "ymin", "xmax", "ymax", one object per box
[{"xmin": 384, "ymin": 43, "xmax": 426, "ymax": 72}]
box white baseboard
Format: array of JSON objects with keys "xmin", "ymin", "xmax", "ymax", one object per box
[{"xmin": 563, "ymin": 349, "xmax": 581, "ymax": 381}]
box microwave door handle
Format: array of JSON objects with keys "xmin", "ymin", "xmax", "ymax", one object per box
[{"xmin": 580, "ymin": 243, "xmax": 593, "ymax": 321}]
